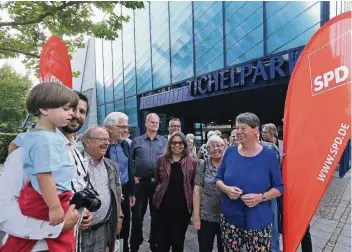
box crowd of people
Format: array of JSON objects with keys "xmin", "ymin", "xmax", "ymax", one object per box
[{"xmin": 0, "ymin": 81, "xmax": 312, "ymax": 252}]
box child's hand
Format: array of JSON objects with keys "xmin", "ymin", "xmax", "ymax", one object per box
[{"xmin": 49, "ymin": 205, "xmax": 64, "ymax": 225}]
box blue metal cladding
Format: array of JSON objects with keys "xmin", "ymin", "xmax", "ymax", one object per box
[
  {"xmin": 150, "ymin": 1, "xmax": 171, "ymax": 89},
  {"xmin": 112, "ymin": 32, "xmax": 124, "ymax": 101},
  {"xmin": 114, "ymin": 99, "xmax": 125, "ymax": 113},
  {"xmin": 194, "ymin": 1, "xmax": 224, "ymax": 75},
  {"xmin": 135, "ymin": 3, "xmax": 153, "ymax": 94},
  {"xmin": 103, "ymin": 40, "xmax": 114, "ymax": 103},
  {"xmin": 225, "ymin": 1, "xmax": 264, "ymax": 65},
  {"xmin": 97, "ymin": 105, "xmax": 105, "ymax": 126},
  {"xmin": 122, "ymin": 6, "xmax": 137, "ymax": 97},
  {"xmin": 125, "ymin": 96, "xmax": 138, "ymax": 126},
  {"xmin": 95, "ymin": 38, "xmax": 105, "ymax": 106},
  {"xmin": 169, "ymin": 1, "xmax": 194, "ymax": 83},
  {"xmin": 266, "ymin": 1, "xmax": 321, "ymax": 54},
  {"xmin": 106, "ymin": 102, "xmax": 114, "ymax": 115}
]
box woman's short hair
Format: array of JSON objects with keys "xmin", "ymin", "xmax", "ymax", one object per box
[
  {"xmin": 104, "ymin": 112, "xmax": 128, "ymax": 128},
  {"xmin": 262, "ymin": 123, "xmax": 278, "ymax": 138},
  {"xmin": 186, "ymin": 133, "xmax": 195, "ymax": 142},
  {"xmin": 26, "ymin": 82, "xmax": 79, "ymax": 116},
  {"xmin": 235, "ymin": 112, "xmax": 260, "ymax": 129},
  {"xmin": 164, "ymin": 131, "xmax": 189, "ymax": 158},
  {"xmin": 207, "ymin": 135, "xmax": 225, "ymax": 146}
]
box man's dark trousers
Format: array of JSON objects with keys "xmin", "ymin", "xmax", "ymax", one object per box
[
  {"xmin": 120, "ymin": 185, "xmax": 131, "ymax": 252},
  {"xmin": 130, "ymin": 179, "xmax": 156, "ymax": 252}
]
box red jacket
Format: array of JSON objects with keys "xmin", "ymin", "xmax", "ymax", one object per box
[
  {"xmin": 0, "ymin": 184, "xmax": 74, "ymax": 252},
  {"xmin": 152, "ymin": 155, "xmax": 197, "ymax": 213}
]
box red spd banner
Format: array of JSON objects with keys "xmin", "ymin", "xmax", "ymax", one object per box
[
  {"xmin": 283, "ymin": 12, "xmax": 351, "ymax": 252},
  {"xmin": 39, "ymin": 36, "xmax": 72, "ymax": 89}
]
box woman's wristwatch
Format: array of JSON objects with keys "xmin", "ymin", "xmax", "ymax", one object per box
[
  {"xmin": 119, "ymin": 215, "xmax": 124, "ymax": 219},
  {"xmin": 261, "ymin": 193, "xmax": 266, "ymax": 202}
]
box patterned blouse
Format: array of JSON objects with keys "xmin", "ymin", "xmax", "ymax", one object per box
[
  {"xmin": 194, "ymin": 158, "xmax": 222, "ymax": 223},
  {"xmin": 199, "ymin": 144, "xmax": 210, "ymax": 160}
]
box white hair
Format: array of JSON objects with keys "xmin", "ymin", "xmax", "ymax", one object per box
[
  {"xmin": 207, "ymin": 131, "xmax": 215, "ymax": 139},
  {"xmin": 207, "ymin": 135, "xmax": 225, "ymax": 146},
  {"xmin": 104, "ymin": 112, "xmax": 128, "ymax": 128}
]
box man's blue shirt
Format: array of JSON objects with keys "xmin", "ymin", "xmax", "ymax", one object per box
[{"xmin": 109, "ymin": 143, "xmax": 129, "ymax": 185}]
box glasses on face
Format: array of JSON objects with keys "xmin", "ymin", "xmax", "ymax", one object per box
[
  {"xmin": 88, "ymin": 137, "xmax": 111, "ymax": 143},
  {"xmin": 171, "ymin": 141, "xmax": 184, "ymax": 146},
  {"xmin": 116, "ymin": 125, "xmax": 130, "ymax": 130},
  {"xmin": 170, "ymin": 125, "xmax": 181, "ymax": 128},
  {"xmin": 208, "ymin": 144, "xmax": 225, "ymax": 149}
]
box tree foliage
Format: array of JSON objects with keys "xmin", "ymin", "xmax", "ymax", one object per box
[
  {"xmin": 0, "ymin": 64, "xmax": 32, "ymax": 132},
  {"xmin": 0, "ymin": 1, "xmax": 144, "ymax": 73}
]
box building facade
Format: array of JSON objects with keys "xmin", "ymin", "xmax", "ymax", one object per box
[{"xmin": 71, "ymin": 1, "xmax": 349, "ymax": 137}]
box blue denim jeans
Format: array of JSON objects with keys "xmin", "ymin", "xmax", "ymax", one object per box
[{"xmin": 271, "ymin": 198, "xmax": 280, "ymax": 252}]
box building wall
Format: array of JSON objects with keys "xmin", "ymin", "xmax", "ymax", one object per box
[{"xmin": 71, "ymin": 1, "xmax": 331, "ymax": 134}]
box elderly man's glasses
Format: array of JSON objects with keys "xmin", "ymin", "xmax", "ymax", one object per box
[
  {"xmin": 116, "ymin": 125, "xmax": 130, "ymax": 130},
  {"xmin": 88, "ymin": 137, "xmax": 111, "ymax": 143},
  {"xmin": 170, "ymin": 125, "xmax": 181, "ymax": 128}
]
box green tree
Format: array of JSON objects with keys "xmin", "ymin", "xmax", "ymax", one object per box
[
  {"xmin": 0, "ymin": 1, "xmax": 144, "ymax": 73},
  {"xmin": 0, "ymin": 64, "xmax": 32, "ymax": 132}
]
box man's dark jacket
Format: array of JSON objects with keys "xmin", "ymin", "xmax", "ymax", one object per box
[{"xmin": 105, "ymin": 139, "xmax": 136, "ymax": 195}]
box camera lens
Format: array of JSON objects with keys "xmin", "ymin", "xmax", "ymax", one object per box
[{"xmin": 89, "ymin": 200, "xmax": 101, "ymax": 212}]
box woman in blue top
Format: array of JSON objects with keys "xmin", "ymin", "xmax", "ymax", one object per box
[{"xmin": 215, "ymin": 112, "xmax": 283, "ymax": 252}]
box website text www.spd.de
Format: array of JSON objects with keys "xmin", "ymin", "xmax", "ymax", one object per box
[{"xmin": 317, "ymin": 123, "xmax": 350, "ymax": 182}]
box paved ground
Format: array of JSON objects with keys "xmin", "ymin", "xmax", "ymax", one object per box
[{"xmin": 0, "ymin": 164, "xmax": 350, "ymax": 251}]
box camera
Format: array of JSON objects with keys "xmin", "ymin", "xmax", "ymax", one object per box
[{"xmin": 70, "ymin": 188, "xmax": 101, "ymax": 212}]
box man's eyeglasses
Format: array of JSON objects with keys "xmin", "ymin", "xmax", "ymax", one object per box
[
  {"xmin": 116, "ymin": 125, "xmax": 130, "ymax": 130},
  {"xmin": 170, "ymin": 125, "xmax": 181, "ymax": 128},
  {"xmin": 88, "ymin": 137, "xmax": 111, "ymax": 143},
  {"xmin": 171, "ymin": 141, "xmax": 184, "ymax": 146}
]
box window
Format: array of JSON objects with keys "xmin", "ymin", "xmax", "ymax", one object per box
[
  {"xmin": 97, "ymin": 105, "xmax": 105, "ymax": 126},
  {"xmin": 114, "ymin": 99, "xmax": 125, "ymax": 113},
  {"xmin": 266, "ymin": 1, "xmax": 321, "ymax": 54},
  {"xmin": 122, "ymin": 6, "xmax": 137, "ymax": 97},
  {"xmin": 95, "ymin": 38, "xmax": 105, "ymax": 105},
  {"xmin": 194, "ymin": 1, "xmax": 224, "ymax": 75},
  {"xmin": 112, "ymin": 31, "xmax": 124, "ymax": 101},
  {"xmin": 170, "ymin": 1, "xmax": 194, "ymax": 82},
  {"xmin": 225, "ymin": 1, "xmax": 264, "ymax": 65},
  {"xmin": 103, "ymin": 40, "xmax": 114, "ymax": 103},
  {"xmin": 150, "ymin": 1, "xmax": 171, "ymax": 89},
  {"xmin": 125, "ymin": 96, "xmax": 138, "ymax": 126},
  {"xmin": 135, "ymin": 3, "xmax": 153, "ymax": 93},
  {"xmin": 106, "ymin": 102, "xmax": 114, "ymax": 115}
]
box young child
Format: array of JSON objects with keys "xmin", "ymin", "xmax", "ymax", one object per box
[{"xmin": 0, "ymin": 82, "xmax": 79, "ymax": 252}]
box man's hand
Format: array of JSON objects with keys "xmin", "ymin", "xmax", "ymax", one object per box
[
  {"xmin": 62, "ymin": 204, "xmax": 80, "ymax": 232},
  {"xmin": 79, "ymin": 210, "xmax": 93, "ymax": 230},
  {"xmin": 134, "ymin": 176, "xmax": 140, "ymax": 184},
  {"xmin": 129, "ymin": 196, "xmax": 136, "ymax": 207}
]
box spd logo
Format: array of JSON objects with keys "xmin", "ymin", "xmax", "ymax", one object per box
[{"xmin": 308, "ymin": 31, "xmax": 351, "ymax": 96}]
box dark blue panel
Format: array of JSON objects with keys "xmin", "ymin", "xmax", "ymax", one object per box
[
  {"xmin": 122, "ymin": 7, "xmax": 137, "ymax": 97},
  {"xmin": 125, "ymin": 96, "xmax": 137, "ymax": 126},
  {"xmin": 97, "ymin": 105, "xmax": 105, "ymax": 126},
  {"xmin": 95, "ymin": 39, "xmax": 105, "ymax": 106},
  {"xmin": 266, "ymin": 1, "xmax": 320, "ymax": 53}
]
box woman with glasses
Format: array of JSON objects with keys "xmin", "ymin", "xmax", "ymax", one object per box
[
  {"xmin": 151, "ymin": 131, "xmax": 197, "ymax": 252},
  {"xmin": 193, "ymin": 135, "xmax": 226, "ymax": 252},
  {"xmin": 215, "ymin": 113, "xmax": 283, "ymax": 252}
]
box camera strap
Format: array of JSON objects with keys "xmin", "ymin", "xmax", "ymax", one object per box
[{"xmin": 71, "ymin": 148, "xmax": 95, "ymax": 192}]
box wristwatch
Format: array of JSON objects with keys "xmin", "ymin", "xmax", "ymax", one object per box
[
  {"xmin": 261, "ymin": 193, "xmax": 266, "ymax": 202},
  {"xmin": 119, "ymin": 215, "xmax": 124, "ymax": 219}
]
